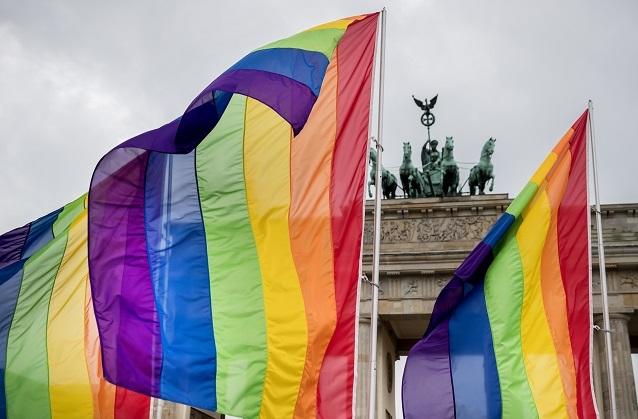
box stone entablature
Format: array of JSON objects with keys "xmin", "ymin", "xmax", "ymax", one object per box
[{"xmin": 362, "ymin": 194, "xmax": 638, "ymax": 288}]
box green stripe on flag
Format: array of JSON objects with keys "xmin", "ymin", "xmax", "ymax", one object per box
[
  {"xmin": 5, "ymin": 232, "xmax": 68, "ymax": 419},
  {"xmin": 484, "ymin": 223, "xmax": 539, "ymax": 419},
  {"xmin": 256, "ymin": 28, "xmax": 345, "ymax": 59},
  {"xmin": 196, "ymin": 94, "xmax": 267, "ymax": 418},
  {"xmin": 506, "ymin": 182, "xmax": 538, "ymax": 219}
]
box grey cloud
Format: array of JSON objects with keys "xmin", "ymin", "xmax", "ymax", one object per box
[{"xmin": 1, "ymin": 0, "xmax": 637, "ymax": 233}]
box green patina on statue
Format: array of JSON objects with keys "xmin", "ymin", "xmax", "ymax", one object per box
[
  {"xmin": 366, "ymin": 94, "xmax": 496, "ymax": 199},
  {"xmin": 468, "ymin": 137, "xmax": 496, "ymax": 195},
  {"xmin": 400, "ymin": 139, "xmax": 460, "ymax": 199},
  {"xmin": 440, "ymin": 136, "xmax": 459, "ymax": 197},
  {"xmin": 400, "ymin": 142, "xmax": 427, "ymax": 198},
  {"xmin": 421, "ymin": 139, "xmax": 440, "ymax": 171},
  {"xmin": 368, "ymin": 147, "xmax": 398, "ymax": 199}
]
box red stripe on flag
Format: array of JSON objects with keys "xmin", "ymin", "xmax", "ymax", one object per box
[
  {"xmin": 556, "ymin": 110, "xmax": 598, "ymax": 418},
  {"xmin": 114, "ymin": 388, "xmax": 150, "ymax": 419},
  {"xmin": 318, "ymin": 13, "xmax": 378, "ymax": 418}
]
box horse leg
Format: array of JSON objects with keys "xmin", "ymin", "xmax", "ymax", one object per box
[
  {"xmin": 388, "ymin": 178, "xmax": 397, "ymax": 199},
  {"xmin": 443, "ymin": 176, "xmax": 450, "ymax": 197},
  {"xmin": 468, "ymin": 168, "xmax": 477, "ymax": 196},
  {"xmin": 452, "ymin": 171, "xmax": 459, "ymax": 196},
  {"xmin": 489, "ymin": 175, "xmax": 495, "ymax": 192},
  {"xmin": 445, "ymin": 171, "xmax": 457, "ymax": 197},
  {"xmin": 469, "ymin": 181, "xmax": 476, "ymax": 196},
  {"xmin": 442, "ymin": 173, "xmax": 448, "ymax": 197},
  {"xmin": 400, "ymin": 174, "xmax": 409, "ymax": 198}
]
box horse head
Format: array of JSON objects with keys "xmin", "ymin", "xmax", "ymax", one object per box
[
  {"xmin": 402, "ymin": 142, "xmax": 413, "ymax": 161},
  {"xmin": 369, "ymin": 147, "xmax": 378, "ymax": 164},
  {"xmin": 481, "ymin": 137, "xmax": 496, "ymax": 159},
  {"xmin": 444, "ymin": 136, "xmax": 454, "ymax": 151},
  {"xmin": 403, "ymin": 142, "xmax": 412, "ymax": 156}
]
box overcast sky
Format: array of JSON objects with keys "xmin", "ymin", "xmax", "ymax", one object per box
[
  {"xmin": 1, "ymin": 2, "xmax": 637, "ymax": 417},
  {"xmin": 1, "ymin": 1, "xmax": 637, "ymax": 233}
]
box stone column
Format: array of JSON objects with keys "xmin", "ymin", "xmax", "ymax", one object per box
[
  {"xmin": 592, "ymin": 328, "xmax": 605, "ymax": 414},
  {"xmin": 356, "ymin": 316, "xmax": 372, "ymax": 419},
  {"xmin": 375, "ymin": 323, "xmax": 397, "ymax": 419},
  {"xmin": 595, "ymin": 314, "xmax": 638, "ymax": 419},
  {"xmin": 151, "ymin": 400, "xmax": 191, "ymax": 419}
]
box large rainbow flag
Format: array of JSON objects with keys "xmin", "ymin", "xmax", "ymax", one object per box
[
  {"xmin": 87, "ymin": 13, "xmax": 379, "ymax": 418},
  {"xmin": 402, "ymin": 111, "xmax": 598, "ymax": 419},
  {"xmin": 0, "ymin": 195, "xmax": 150, "ymax": 419}
]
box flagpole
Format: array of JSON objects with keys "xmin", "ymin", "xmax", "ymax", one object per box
[
  {"xmin": 588, "ymin": 99, "xmax": 617, "ymax": 419},
  {"xmin": 368, "ymin": 7, "xmax": 386, "ymax": 419},
  {"xmin": 151, "ymin": 398, "xmax": 163, "ymax": 419}
]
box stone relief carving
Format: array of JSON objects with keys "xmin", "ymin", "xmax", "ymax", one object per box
[
  {"xmin": 617, "ymin": 270, "xmax": 638, "ymax": 290},
  {"xmin": 592, "ymin": 276, "xmax": 601, "ymax": 292},
  {"xmin": 382, "ymin": 220, "xmax": 415, "ymax": 242},
  {"xmin": 364, "ymin": 222, "xmax": 374, "ymax": 245},
  {"xmin": 364, "ymin": 215, "xmax": 498, "ymax": 244},
  {"xmin": 415, "ymin": 216, "xmax": 496, "ymax": 242},
  {"xmin": 404, "ymin": 280, "xmax": 418, "ymax": 296}
]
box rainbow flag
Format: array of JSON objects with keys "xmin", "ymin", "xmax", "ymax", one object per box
[
  {"xmin": 87, "ymin": 13, "xmax": 379, "ymax": 418},
  {"xmin": 0, "ymin": 195, "xmax": 150, "ymax": 419},
  {"xmin": 402, "ymin": 111, "xmax": 598, "ymax": 419}
]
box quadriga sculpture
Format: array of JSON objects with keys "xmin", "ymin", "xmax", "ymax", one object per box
[{"xmin": 468, "ymin": 137, "xmax": 496, "ymax": 195}]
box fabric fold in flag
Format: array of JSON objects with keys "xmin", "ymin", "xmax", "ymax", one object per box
[
  {"xmin": 88, "ymin": 12, "xmax": 379, "ymax": 418},
  {"xmin": 402, "ymin": 111, "xmax": 599, "ymax": 419},
  {"xmin": 0, "ymin": 196, "xmax": 150, "ymax": 419}
]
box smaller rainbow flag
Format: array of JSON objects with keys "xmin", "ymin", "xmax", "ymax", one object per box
[
  {"xmin": 402, "ymin": 111, "xmax": 598, "ymax": 419},
  {"xmin": 0, "ymin": 195, "xmax": 149, "ymax": 419}
]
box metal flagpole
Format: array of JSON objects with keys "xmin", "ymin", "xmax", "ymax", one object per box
[
  {"xmin": 368, "ymin": 8, "xmax": 386, "ymax": 419},
  {"xmin": 588, "ymin": 99, "xmax": 617, "ymax": 419}
]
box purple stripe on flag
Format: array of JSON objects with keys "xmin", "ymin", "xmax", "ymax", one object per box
[
  {"xmin": 403, "ymin": 240, "xmax": 497, "ymax": 418},
  {"xmin": 426, "ymin": 241, "xmax": 493, "ymax": 336},
  {"xmin": 119, "ymin": 118, "xmax": 184, "ymax": 153},
  {"xmin": 0, "ymin": 225, "xmax": 29, "ymax": 269},
  {"xmin": 403, "ymin": 320, "xmax": 455, "ymax": 419},
  {"xmin": 88, "ymin": 147, "xmax": 162, "ymax": 396},
  {"xmin": 208, "ymin": 69, "xmax": 316, "ymax": 134},
  {"xmin": 118, "ymin": 92, "xmax": 231, "ymax": 155},
  {"xmin": 117, "ymin": 69, "xmax": 316, "ymax": 156}
]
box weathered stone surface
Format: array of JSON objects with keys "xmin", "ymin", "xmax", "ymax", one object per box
[{"xmin": 594, "ymin": 314, "xmax": 638, "ymax": 419}]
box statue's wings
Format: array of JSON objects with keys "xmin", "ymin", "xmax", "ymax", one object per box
[
  {"xmin": 412, "ymin": 95, "xmax": 426, "ymax": 110},
  {"xmin": 428, "ymin": 94, "xmax": 438, "ymax": 110}
]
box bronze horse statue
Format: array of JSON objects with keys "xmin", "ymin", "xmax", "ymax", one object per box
[
  {"xmin": 440, "ymin": 136, "xmax": 459, "ymax": 196},
  {"xmin": 468, "ymin": 137, "xmax": 496, "ymax": 195},
  {"xmin": 368, "ymin": 148, "xmax": 398, "ymax": 199},
  {"xmin": 400, "ymin": 142, "xmax": 427, "ymax": 198}
]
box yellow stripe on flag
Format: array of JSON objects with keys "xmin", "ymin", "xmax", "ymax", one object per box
[
  {"xmin": 47, "ymin": 210, "xmax": 94, "ymax": 418},
  {"xmin": 517, "ymin": 190, "xmax": 569, "ymax": 419},
  {"xmin": 243, "ymin": 98, "xmax": 308, "ymax": 418}
]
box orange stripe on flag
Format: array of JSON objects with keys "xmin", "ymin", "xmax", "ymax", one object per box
[{"xmin": 290, "ymin": 54, "xmax": 339, "ymax": 419}]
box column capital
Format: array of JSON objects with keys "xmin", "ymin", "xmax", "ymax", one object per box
[
  {"xmin": 594, "ymin": 313, "xmax": 632, "ymax": 324},
  {"xmin": 359, "ymin": 316, "xmax": 372, "ymax": 324},
  {"xmin": 609, "ymin": 313, "xmax": 632, "ymax": 322}
]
